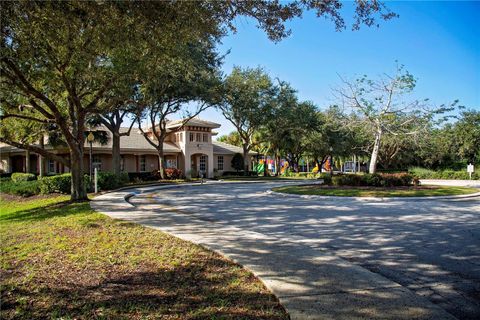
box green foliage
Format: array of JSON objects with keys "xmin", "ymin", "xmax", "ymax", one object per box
[
  {"xmin": 220, "ymin": 67, "xmax": 276, "ymax": 164},
  {"xmin": 221, "ymin": 171, "xmax": 258, "ymax": 177},
  {"xmin": 231, "ymin": 153, "xmax": 244, "ymax": 172},
  {"xmin": 409, "ymin": 167, "xmax": 479, "ymax": 180},
  {"xmin": 39, "ymin": 174, "xmax": 76, "ymax": 194},
  {"xmin": 0, "ymin": 179, "xmax": 40, "ymax": 197},
  {"xmin": 318, "ymin": 173, "xmax": 332, "ymax": 185},
  {"xmin": 273, "ymin": 185, "xmax": 477, "ymax": 197},
  {"xmin": 217, "ymin": 131, "xmax": 243, "ymax": 147},
  {"xmin": 332, "ymin": 173, "xmax": 416, "ymax": 187},
  {"xmin": 39, "ymin": 174, "xmax": 92, "ymax": 194},
  {"xmin": 96, "ymin": 172, "xmax": 130, "ymax": 191},
  {"xmin": 11, "ymin": 173, "xmax": 36, "ymax": 182}
]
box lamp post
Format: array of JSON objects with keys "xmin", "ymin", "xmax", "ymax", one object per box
[{"xmin": 87, "ymin": 132, "xmax": 95, "ymax": 180}]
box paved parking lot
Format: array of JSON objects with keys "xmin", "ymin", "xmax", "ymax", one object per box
[{"xmin": 136, "ymin": 182, "xmax": 480, "ymax": 319}]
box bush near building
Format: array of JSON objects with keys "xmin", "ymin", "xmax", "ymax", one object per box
[
  {"xmin": 0, "ymin": 179, "xmax": 41, "ymax": 197},
  {"xmin": 1, "ymin": 172, "xmax": 131, "ymax": 197},
  {"xmin": 331, "ymin": 173, "xmax": 418, "ymax": 187},
  {"xmin": 11, "ymin": 173, "xmax": 36, "ymax": 182}
]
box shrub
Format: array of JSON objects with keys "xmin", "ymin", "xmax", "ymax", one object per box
[
  {"xmin": 11, "ymin": 172, "xmax": 36, "ymax": 182},
  {"xmin": 0, "ymin": 179, "xmax": 40, "ymax": 197},
  {"xmin": 318, "ymin": 173, "xmax": 332, "ymax": 185},
  {"xmin": 377, "ymin": 173, "xmax": 415, "ymax": 187},
  {"xmin": 409, "ymin": 167, "xmax": 479, "ymax": 180},
  {"xmin": 164, "ymin": 168, "xmax": 183, "ymax": 180},
  {"xmin": 231, "ymin": 153, "xmax": 244, "ymax": 172},
  {"xmin": 96, "ymin": 171, "xmax": 129, "ymax": 190},
  {"xmin": 332, "ymin": 173, "xmax": 415, "ymax": 187},
  {"xmin": 39, "ymin": 173, "xmax": 73, "ymax": 194},
  {"xmin": 128, "ymin": 172, "xmax": 157, "ymax": 182},
  {"xmin": 283, "ymin": 168, "xmax": 294, "ymax": 177},
  {"xmin": 39, "ymin": 173, "xmax": 91, "ymax": 194},
  {"xmin": 332, "ymin": 174, "xmax": 365, "ymax": 186}
]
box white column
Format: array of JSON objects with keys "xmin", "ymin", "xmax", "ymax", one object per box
[
  {"xmin": 184, "ymin": 153, "xmax": 191, "ymax": 179},
  {"xmin": 207, "ymin": 153, "xmax": 214, "ymax": 178}
]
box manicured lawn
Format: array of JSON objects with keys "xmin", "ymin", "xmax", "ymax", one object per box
[
  {"xmin": 0, "ymin": 194, "xmax": 287, "ymax": 319},
  {"xmin": 272, "ymin": 185, "xmax": 479, "ymax": 197},
  {"xmin": 221, "ymin": 175, "xmax": 313, "ymax": 181}
]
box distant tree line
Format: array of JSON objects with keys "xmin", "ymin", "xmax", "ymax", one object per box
[{"xmin": 218, "ymin": 66, "xmax": 479, "ymax": 173}]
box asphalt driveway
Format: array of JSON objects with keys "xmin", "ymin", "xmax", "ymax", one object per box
[{"xmin": 129, "ymin": 182, "xmax": 480, "ymax": 320}]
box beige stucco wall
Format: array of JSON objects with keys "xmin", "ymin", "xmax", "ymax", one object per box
[{"xmin": 213, "ymin": 154, "xmax": 236, "ymax": 174}]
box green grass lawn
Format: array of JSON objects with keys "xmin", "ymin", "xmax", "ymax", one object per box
[
  {"xmin": 0, "ymin": 194, "xmax": 287, "ymax": 320},
  {"xmin": 221, "ymin": 175, "xmax": 313, "ymax": 181},
  {"xmin": 272, "ymin": 185, "xmax": 479, "ymax": 197}
]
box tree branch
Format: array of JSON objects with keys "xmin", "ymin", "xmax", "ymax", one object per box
[{"xmin": 0, "ymin": 138, "xmax": 69, "ymax": 166}]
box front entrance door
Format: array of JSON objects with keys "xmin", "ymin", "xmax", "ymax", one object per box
[{"xmin": 199, "ymin": 155, "xmax": 207, "ymax": 175}]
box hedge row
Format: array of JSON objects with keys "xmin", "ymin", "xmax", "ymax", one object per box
[
  {"xmin": 331, "ymin": 173, "xmax": 418, "ymax": 187},
  {"xmin": 96, "ymin": 172, "xmax": 129, "ymax": 190},
  {"xmin": 0, "ymin": 179, "xmax": 41, "ymax": 197},
  {"xmin": 409, "ymin": 167, "xmax": 479, "ymax": 180},
  {"xmin": 1, "ymin": 172, "xmax": 131, "ymax": 197},
  {"xmin": 11, "ymin": 172, "xmax": 36, "ymax": 182}
]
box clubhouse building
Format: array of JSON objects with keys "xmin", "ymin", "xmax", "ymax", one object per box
[{"xmin": 0, "ymin": 118, "xmax": 251, "ymax": 178}]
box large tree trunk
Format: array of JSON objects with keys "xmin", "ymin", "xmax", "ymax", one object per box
[
  {"xmin": 274, "ymin": 153, "xmax": 280, "ymax": 176},
  {"xmin": 39, "ymin": 136, "xmax": 45, "ymax": 178},
  {"xmin": 242, "ymin": 143, "xmax": 249, "ymax": 175},
  {"xmin": 70, "ymin": 148, "xmax": 87, "ymax": 201},
  {"xmin": 263, "ymin": 154, "xmax": 268, "ymax": 176},
  {"xmin": 369, "ymin": 130, "xmax": 383, "ymax": 174},
  {"xmin": 157, "ymin": 147, "xmax": 166, "ymax": 180},
  {"xmin": 112, "ymin": 132, "xmax": 121, "ymax": 176},
  {"xmin": 25, "ymin": 150, "xmax": 30, "ymax": 173}
]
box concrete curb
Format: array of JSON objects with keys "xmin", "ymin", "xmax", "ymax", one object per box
[
  {"xmin": 267, "ymin": 189, "xmax": 480, "ymax": 201},
  {"xmin": 91, "ymin": 182, "xmax": 458, "ymax": 320}
]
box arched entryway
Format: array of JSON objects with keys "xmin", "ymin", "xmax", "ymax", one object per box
[{"xmin": 190, "ymin": 153, "xmax": 208, "ymax": 178}]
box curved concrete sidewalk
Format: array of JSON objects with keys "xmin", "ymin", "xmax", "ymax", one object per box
[
  {"xmin": 91, "ymin": 182, "xmax": 457, "ymax": 320},
  {"xmin": 420, "ymin": 179, "xmax": 480, "ymax": 188}
]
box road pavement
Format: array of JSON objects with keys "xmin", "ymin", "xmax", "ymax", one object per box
[{"xmin": 92, "ymin": 181, "xmax": 480, "ymax": 319}]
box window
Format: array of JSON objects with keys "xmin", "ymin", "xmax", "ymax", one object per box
[
  {"xmin": 173, "ymin": 134, "xmax": 176, "ymax": 142},
  {"xmin": 140, "ymin": 155, "xmax": 146, "ymax": 172},
  {"xmin": 92, "ymin": 155, "xmax": 102, "ymax": 171},
  {"xmin": 166, "ymin": 159, "xmax": 177, "ymax": 168},
  {"xmin": 217, "ymin": 155, "xmax": 224, "ymax": 171},
  {"xmin": 199, "ymin": 155, "xmax": 207, "ymax": 173},
  {"xmin": 120, "ymin": 156, "xmax": 125, "ymax": 172},
  {"xmin": 179, "ymin": 132, "xmax": 183, "ymax": 142},
  {"xmin": 196, "ymin": 133, "xmax": 201, "ymax": 142},
  {"xmin": 189, "ymin": 132, "xmax": 194, "ymax": 142},
  {"xmin": 203, "ymin": 133, "xmax": 208, "ymax": 142},
  {"xmin": 48, "ymin": 160, "xmax": 55, "ymax": 173}
]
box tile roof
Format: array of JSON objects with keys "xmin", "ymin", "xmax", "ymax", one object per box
[
  {"xmin": 88, "ymin": 127, "xmax": 180, "ymax": 153},
  {"xmin": 166, "ymin": 117, "xmax": 221, "ymax": 129},
  {"xmin": 212, "ymin": 141, "xmax": 255, "ymax": 155}
]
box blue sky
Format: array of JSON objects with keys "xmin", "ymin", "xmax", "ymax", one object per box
[{"xmin": 195, "ymin": 0, "xmax": 479, "ymax": 137}]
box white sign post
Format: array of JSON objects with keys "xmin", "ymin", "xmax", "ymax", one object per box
[
  {"xmin": 94, "ymin": 167, "xmax": 98, "ymax": 193},
  {"xmin": 467, "ymin": 163, "xmax": 474, "ymax": 180}
]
